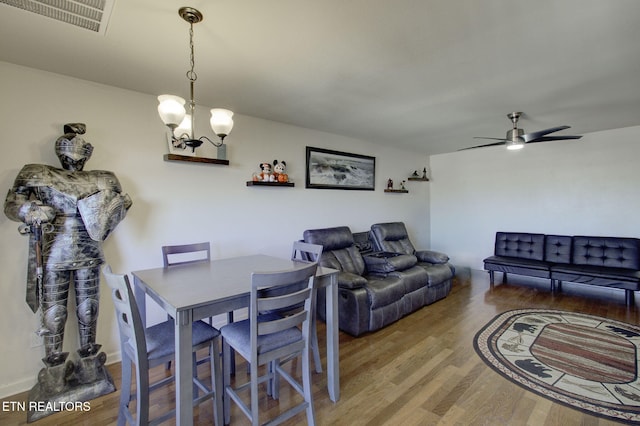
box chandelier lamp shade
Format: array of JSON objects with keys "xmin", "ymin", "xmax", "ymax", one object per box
[{"xmin": 157, "ymin": 7, "xmax": 234, "ymax": 153}]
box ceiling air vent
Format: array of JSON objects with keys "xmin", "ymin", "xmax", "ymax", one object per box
[{"xmin": 0, "ymin": 0, "xmax": 115, "ymax": 35}]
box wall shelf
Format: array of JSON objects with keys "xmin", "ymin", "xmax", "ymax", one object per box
[
  {"xmin": 163, "ymin": 154, "xmax": 230, "ymax": 165},
  {"xmin": 384, "ymin": 189, "xmax": 408, "ymax": 193},
  {"xmin": 407, "ymin": 177, "xmax": 429, "ymax": 182},
  {"xmin": 246, "ymin": 181, "xmax": 295, "ymax": 187}
]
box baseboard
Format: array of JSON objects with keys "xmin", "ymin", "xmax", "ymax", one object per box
[{"xmin": 0, "ymin": 350, "xmax": 122, "ymax": 400}]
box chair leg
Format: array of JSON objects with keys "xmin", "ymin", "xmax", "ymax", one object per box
[
  {"xmin": 210, "ymin": 339, "xmax": 223, "ymax": 426},
  {"xmin": 193, "ymin": 352, "xmax": 199, "ymax": 396},
  {"xmin": 271, "ymin": 360, "xmax": 280, "ymax": 399},
  {"xmin": 118, "ymin": 356, "xmax": 132, "ymax": 426},
  {"xmin": 310, "ymin": 287, "xmax": 322, "ymax": 373},
  {"xmin": 227, "ymin": 311, "xmax": 236, "ymax": 375},
  {"xmin": 250, "ymin": 356, "xmax": 260, "ymax": 426},
  {"xmin": 222, "ymin": 340, "xmax": 232, "ymax": 425},
  {"xmin": 310, "ymin": 320, "xmax": 322, "ymax": 373},
  {"xmin": 136, "ymin": 360, "xmax": 150, "ymax": 425},
  {"xmin": 302, "ymin": 347, "xmax": 316, "ymax": 426}
]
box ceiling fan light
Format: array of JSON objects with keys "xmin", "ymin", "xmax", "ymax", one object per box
[
  {"xmin": 210, "ymin": 108, "xmax": 234, "ymax": 138},
  {"xmin": 158, "ymin": 95, "xmax": 186, "ymax": 128},
  {"xmin": 507, "ymin": 140, "xmax": 524, "ymax": 150}
]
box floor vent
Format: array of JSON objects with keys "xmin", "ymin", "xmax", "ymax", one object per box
[{"xmin": 0, "ymin": 0, "xmax": 115, "ymax": 35}]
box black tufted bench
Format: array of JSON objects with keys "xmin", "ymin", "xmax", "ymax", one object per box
[{"xmin": 484, "ymin": 232, "xmax": 640, "ymax": 306}]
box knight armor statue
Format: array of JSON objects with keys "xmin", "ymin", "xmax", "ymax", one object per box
[{"xmin": 4, "ymin": 123, "xmax": 131, "ymax": 417}]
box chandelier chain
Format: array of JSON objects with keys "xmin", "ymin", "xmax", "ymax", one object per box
[{"xmin": 186, "ymin": 22, "xmax": 197, "ymax": 83}]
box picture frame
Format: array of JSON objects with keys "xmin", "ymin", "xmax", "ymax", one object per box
[{"xmin": 306, "ymin": 146, "xmax": 375, "ymax": 190}]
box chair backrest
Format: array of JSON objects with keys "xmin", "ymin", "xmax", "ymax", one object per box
[
  {"xmin": 291, "ymin": 241, "xmax": 323, "ymax": 262},
  {"xmin": 251, "ymin": 263, "xmax": 318, "ymax": 365},
  {"xmin": 370, "ymin": 222, "xmax": 416, "ymax": 255},
  {"xmin": 162, "ymin": 242, "xmax": 211, "ymax": 267},
  {"xmin": 103, "ymin": 265, "xmax": 147, "ymax": 369},
  {"xmin": 303, "ymin": 226, "xmax": 366, "ymax": 275}
]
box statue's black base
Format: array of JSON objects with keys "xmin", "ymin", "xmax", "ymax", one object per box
[{"xmin": 27, "ymin": 366, "xmax": 115, "ymax": 423}]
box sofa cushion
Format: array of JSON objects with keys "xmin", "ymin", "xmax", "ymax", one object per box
[
  {"xmin": 484, "ymin": 255, "xmax": 551, "ymax": 278},
  {"xmin": 545, "ymin": 235, "xmax": 572, "ymax": 264},
  {"xmin": 363, "ymin": 276, "xmax": 405, "ymax": 309},
  {"xmin": 552, "ymin": 264, "xmax": 640, "ymax": 282},
  {"xmin": 370, "ymin": 222, "xmax": 416, "ymax": 254},
  {"xmin": 337, "ymin": 271, "xmax": 367, "ymax": 289},
  {"xmin": 388, "ymin": 265, "xmax": 430, "ymax": 293},
  {"xmin": 304, "ymin": 226, "xmax": 353, "ymax": 251},
  {"xmin": 494, "ymin": 232, "xmax": 545, "ymax": 261},
  {"xmin": 422, "ymin": 263, "xmax": 455, "ymax": 286},
  {"xmin": 551, "ymin": 265, "xmax": 640, "ymax": 291},
  {"xmin": 572, "ymin": 236, "xmax": 640, "ymax": 269},
  {"xmin": 304, "ymin": 226, "xmax": 366, "ymax": 276}
]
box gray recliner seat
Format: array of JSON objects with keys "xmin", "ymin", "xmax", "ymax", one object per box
[{"xmin": 370, "ymin": 222, "xmax": 454, "ymax": 305}]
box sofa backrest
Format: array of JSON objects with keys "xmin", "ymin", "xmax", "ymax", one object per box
[
  {"xmin": 572, "ymin": 236, "xmax": 640, "ymax": 269},
  {"xmin": 370, "ymin": 222, "xmax": 416, "ymax": 255},
  {"xmin": 544, "ymin": 235, "xmax": 572, "ymax": 264},
  {"xmin": 494, "ymin": 232, "xmax": 545, "ymax": 261},
  {"xmin": 303, "ymin": 226, "xmax": 366, "ymax": 276}
]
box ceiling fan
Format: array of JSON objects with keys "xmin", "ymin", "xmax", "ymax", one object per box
[{"xmin": 463, "ymin": 112, "xmax": 582, "ymax": 150}]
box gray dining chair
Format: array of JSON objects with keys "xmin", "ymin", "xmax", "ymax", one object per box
[
  {"xmin": 103, "ymin": 265, "xmax": 223, "ymax": 426},
  {"xmin": 291, "ymin": 241, "xmax": 324, "ymax": 373},
  {"xmin": 163, "ymin": 242, "xmax": 235, "ymax": 327},
  {"xmin": 221, "ymin": 262, "xmax": 318, "ymax": 426},
  {"xmin": 162, "ymin": 242, "xmax": 236, "ymax": 372}
]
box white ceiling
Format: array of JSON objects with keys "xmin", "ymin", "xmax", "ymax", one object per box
[{"xmin": 1, "ymin": 0, "xmax": 639, "ymax": 155}]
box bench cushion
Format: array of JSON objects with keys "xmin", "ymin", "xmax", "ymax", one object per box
[
  {"xmin": 551, "ymin": 264, "xmax": 640, "ymax": 290},
  {"xmin": 484, "ymin": 255, "xmax": 551, "ymax": 278}
]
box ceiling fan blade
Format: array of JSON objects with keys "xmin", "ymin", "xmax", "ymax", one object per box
[
  {"xmin": 473, "ymin": 137, "xmax": 509, "ymax": 141},
  {"xmin": 522, "ymin": 125, "xmax": 571, "ymax": 142},
  {"xmin": 525, "ymin": 135, "xmax": 583, "ymax": 143},
  {"xmin": 459, "ymin": 140, "xmax": 507, "ymax": 150}
]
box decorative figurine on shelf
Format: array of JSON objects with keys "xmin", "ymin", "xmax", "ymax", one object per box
[
  {"xmin": 255, "ymin": 162, "xmax": 275, "ymax": 182},
  {"xmin": 273, "ymin": 160, "xmax": 289, "ymax": 183},
  {"xmin": 387, "ymin": 178, "xmax": 393, "ymax": 189},
  {"xmin": 423, "ymin": 167, "xmax": 428, "ymax": 179},
  {"xmin": 401, "ymin": 180, "xmax": 406, "ymax": 190},
  {"xmin": 4, "ymin": 123, "xmax": 132, "ymax": 421},
  {"xmin": 412, "ymin": 170, "xmax": 419, "ymax": 178}
]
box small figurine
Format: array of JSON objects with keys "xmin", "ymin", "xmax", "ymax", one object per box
[
  {"xmin": 400, "ymin": 180, "xmax": 406, "ymax": 190},
  {"xmin": 387, "ymin": 178, "xmax": 393, "ymax": 189},
  {"xmin": 257, "ymin": 162, "xmax": 275, "ymax": 182},
  {"xmin": 412, "ymin": 170, "xmax": 419, "ymax": 177},
  {"xmin": 273, "ymin": 160, "xmax": 289, "ymax": 183},
  {"xmin": 422, "ymin": 167, "xmax": 428, "ymax": 179}
]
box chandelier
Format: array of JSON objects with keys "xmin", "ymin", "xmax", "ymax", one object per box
[{"xmin": 157, "ymin": 7, "xmax": 234, "ymax": 153}]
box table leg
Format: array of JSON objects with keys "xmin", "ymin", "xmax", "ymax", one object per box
[
  {"xmin": 175, "ymin": 310, "xmax": 194, "ymax": 425},
  {"xmin": 132, "ymin": 276, "xmax": 146, "ymax": 328},
  {"xmin": 325, "ymin": 273, "xmax": 340, "ymax": 402}
]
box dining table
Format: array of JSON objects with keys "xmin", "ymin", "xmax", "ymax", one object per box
[{"xmin": 131, "ymin": 254, "xmax": 340, "ymax": 426}]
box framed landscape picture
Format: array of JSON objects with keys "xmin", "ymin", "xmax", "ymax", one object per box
[{"xmin": 306, "ymin": 146, "xmax": 375, "ymax": 190}]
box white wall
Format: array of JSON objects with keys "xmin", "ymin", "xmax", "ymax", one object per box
[
  {"xmin": 430, "ymin": 125, "xmax": 640, "ymax": 270},
  {"xmin": 0, "ymin": 61, "xmax": 430, "ymax": 397}
]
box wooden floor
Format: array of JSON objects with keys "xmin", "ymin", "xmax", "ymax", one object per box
[{"xmin": 2, "ymin": 269, "xmax": 638, "ymax": 425}]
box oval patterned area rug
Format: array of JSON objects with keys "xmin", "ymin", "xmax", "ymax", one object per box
[{"xmin": 474, "ymin": 309, "xmax": 640, "ymax": 423}]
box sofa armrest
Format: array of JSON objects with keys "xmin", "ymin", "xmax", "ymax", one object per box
[
  {"xmin": 364, "ymin": 252, "xmax": 417, "ymax": 274},
  {"xmin": 415, "ymin": 250, "xmax": 449, "ymax": 264},
  {"xmin": 338, "ymin": 271, "xmax": 368, "ymax": 289}
]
